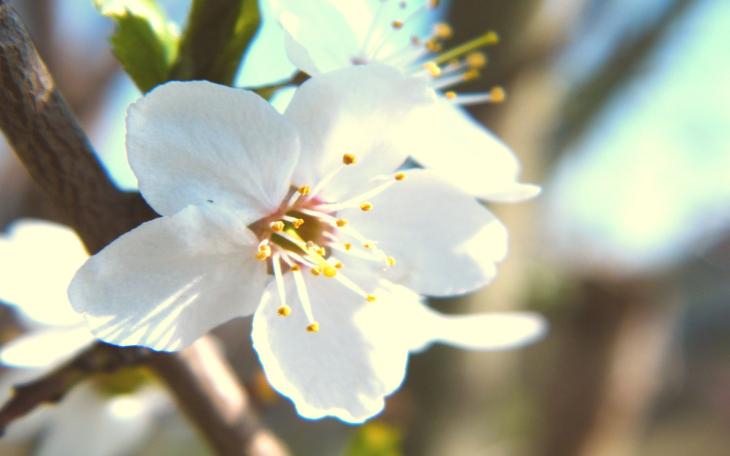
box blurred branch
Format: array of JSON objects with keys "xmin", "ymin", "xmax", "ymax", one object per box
[
  {"xmin": 169, "ymin": 0, "xmax": 260, "ymax": 85},
  {"xmin": 0, "ymin": 3, "xmax": 288, "ymax": 454},
  {"xmin": 553, "ymin": 0, "xmax": 698, "ymax": 155},
  {"xmin": 0, "ymin": 343, "xmax": 146, "ymax": 435}
]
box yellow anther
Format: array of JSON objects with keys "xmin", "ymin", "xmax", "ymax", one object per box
[
  {"xmin": 306, "ymin": 322, "xmax": 320, "ymax": 333},
  {"xmin": 323, "ymin": 265, "xmax": 337, "ymax": 278},
  {"xmin": 363, "ymin": 242, "xmax": 374, "ymax": 250},
  {"xmin": 342, "ymin": 153, "xmax": 357, "ymax": 165},
  {"xmin": 298, "ymin": 185, "xmax": 311, "ymax": 195},
  {"xmin": 277, "ymin": 305, "xmax": 292, "ymax": 317},
  {"xmin": 464, "ymin": 68, "xmax": 481, "ymax": 81},
  {"xmin": 335, "ymin": 261, "xmax": 344, "ymax": 269},
  {"xmin": 269, "ymin": 221, "xmax": 285, "ymax": 232},
  {"xmin": 466, "ymin": 51, "xmax": 487, "ymax": 69},
  {"xmin": 292, "ymin": 218, "xmax": 305, "ymax": 229},
  {"xmin": 490, "ymin": 86, "xmax": 506, "ymax": 103},
  {"xmin": 445, "ymin": 91, "xmax": 457, "ymax": 100},
  {"xmin": 425, "ymin": 39, "xmax": 443, "ymax": 53},
  {"xmin": 387, "ymin": 256, "xmax": 396, "ymax": 267},
  {"xmin": 255, "ymin": 245, "xmax": 271, "ymax": 261},
  {"xmin": 391, "ymin": 20, "xmax": 404, "ymax": 29},
  {"xmin": 310, "ymin": 266, "xmax": 321, "ymax": 276},
  {"xmin": 433, "ymin": 22, "xmax": 453, "ymax": 39},
  {"xmin": 316, "ymin": 246, "xmax": 326, "ymax": 256},
  {"xmin": 394, "ymin": 172, "xmax": 406, "ymax": 181},
  {"xmin": 344, "ymin": 242, "xmax": 352, "ymax": 251},
  {"xmin": 366, "ymin": 294, "xmax": 377, "ymax": 302},
  {"xmin": 423, "ymin": 61, "xmax": 442, "ymax": 77},
  {"xmin": 291, "ymin": 264, "xmax": 301, "ymax": 272},
  {"xmin": 336, "ymin": 218, "xmax": 348, "ymax": 227},
  {"xmin": 360, "ymin": 202, "xmax": 373, "ymax": 212}
]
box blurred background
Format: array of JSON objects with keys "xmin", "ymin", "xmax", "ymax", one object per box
[{"xmin": 1, "ymin": 0, "xmax": 730, "ymax": 454}]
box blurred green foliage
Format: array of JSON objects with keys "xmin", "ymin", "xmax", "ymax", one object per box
[{"xmin": 344, "ymin": 421, "xmax": 403, "ymax": 456}]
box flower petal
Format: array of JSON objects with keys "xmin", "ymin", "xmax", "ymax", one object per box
[
  {"xmin": 0, "ymin": 220, "xmax": 87, "ymax": 327},
  {"xmin": 399, "ymin": 99, "xmax": 539, "ymax": 201},
  {"xmin": 251, "ymin": 273, "xmax": 408, "ymax": 423},
  {"xmin": 127, "ymin": 81, "xmax": 300, "ymax": 220},
  {"xmin": 0, "ymin": 325, "xmax": 93, "ymax": 370},
  {"xmin": 270, "ymin": 0, "xmax": 365, "ymax": 74},
  {"xmin": 285, "ymin": 64, "xmax": 435, "ymax": 201},
  {"xmin": 37, "ymin": 384, "xmax": 165, "ymax": 456},
  {"xmin": 69, "ymin": 205, "xmax": 267, "ymax": 351},
  {"xmin": 341, "ymin": 170, "xmax": 508, "ymax": 296}
]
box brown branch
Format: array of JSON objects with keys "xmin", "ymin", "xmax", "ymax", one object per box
[{"xmin": 0, "ymin": 3, "xmax": 288, "ymax": 454}]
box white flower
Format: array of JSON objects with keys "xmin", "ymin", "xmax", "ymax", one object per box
[
  {"xmin": 0, "ymin": 220, "xmax": 170, "ymax": 455},
  {"xmin": 69, "ymin": 65, "xmax": 545, "ymax": 422},
  {"xmin": 267, "ymin": 0, "xmax": 540, "ymax": 201}
]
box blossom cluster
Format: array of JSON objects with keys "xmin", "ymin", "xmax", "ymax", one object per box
[{"xmin": 1, "ymin": 0, "xmax": 545, "ymax": 424}]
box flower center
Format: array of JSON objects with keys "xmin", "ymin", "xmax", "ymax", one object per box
[{"xmin": 251, "ymin": 154, "xmax": 404, "ymax": 333}]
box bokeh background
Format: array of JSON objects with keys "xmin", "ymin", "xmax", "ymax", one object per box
[{"xmin": 1, "ymin": 0, "xmax": 730, "ymax": 454}]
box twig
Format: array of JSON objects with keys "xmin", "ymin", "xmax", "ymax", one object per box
[{"xmin": 0, "ymin": 3, "xmax": 289, "ymax": 454}]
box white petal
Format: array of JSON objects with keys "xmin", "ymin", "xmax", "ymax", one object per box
[
  {"xmin": 400, "ymin": 100, "xmax": 539, "ymax": 201},
  {"xmin": 270, "ymin": 0, "xmax": 363, "ymax": 74},
  {"xmin": 252, "ymin": 273, "xmax": 408, "ymax": 423},
  {"xmin": 285, "ymin": 64, "xmax": 435, "ymax": 201},
  {"xmin": 341, "ymin": 170, "xmax": 508, "ymax": 296},
  {"xmin": 37, "ymin": 383, "xmax": 163, "ymax": 456},
  {"xmin": 357, "ymin": 282, "xmax": 546, "ymax": 352},
  {"xmin": 0, "ymin": 325, "xmax": 93, "ymax": 369},
  {"xmin": 69, "ymin": 205, "xmax": 268, "ymax": 351},
  {"xmin": 0, "ymin": 220, "xmax": 87, "ymax": 327},
  {"xmin": 127, "ymin": 81, "xmax": 300, "ymax": 219}
]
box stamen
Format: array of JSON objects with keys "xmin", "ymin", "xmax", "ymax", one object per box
[
  {"xmin": 309, "ymin": 154, "xmax": 359, "ymax": 196},
  {"xmin": 342, "ymin": 153, "xmax": 358, "ymax": 165},
  {"xmin": 433, "ymin": 22, "xmax": 452, "ymax": 39},
  {"xmin": 336, "ymin": 218, "xmax": 348, "ymax": 227},
  {"xmin": 466, "ymin": 51, "xmax": 487, "ymax": 69},
  {"xmin": 431, "ymin": 31, "xmax": 499, "ymax": 65},
  {"xmin": 306, "ymin": 322, "xmax": 320, "ymax": 333},
  {"xmin": 282, "ymin": 215, "xmax": 305, "ymax": 228},
  {"xmin": 423, "ymin": 61, "xmax": 442, "ymax": 77},
  {"xmin": 315, "ymin": 178, "xmax": 398, "ymax": 212},
  {"xmin": 269, "ymin": 221, "xmax": 285, "ymax": 232},
  {"xmin": 391, "ymin": 20, "xmax": 404, "ymax": 29},
  {"xmin": 272, "ymin": 254, "xmax": 290, "ymax": 317},
  {"xmin": 447, "ymin": 86, "xmax": 507, "ymax": 106},
  {"xmin": 360, "ymin": 202, "xmax": 374, "ymax": 212},
  {"xmin": 292, "ymin": 266, "xmax": 317, "ymax": 331},
  {"xmin": 367, "ymin": 294, "xmax": 377, "ymax": 302},
  {"xmin": 329, "ymin": 266, "xmax": 377, "ymax": 302},
  {"xmin": 387, "ymin": 256, "xmax": 397, "ymax": 267},
  {"xmin": 394, "ymin": 172, "xmax": 406, "ymax": 181},
  {"xmin": 256, "ymin": 243, "xmax": 271, "ymax": 261},
  {"xmin": 287, "ymin": 185, "xmax": 310, "ymax": 207}
]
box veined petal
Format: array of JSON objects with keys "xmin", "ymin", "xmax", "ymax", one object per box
[
  {"xmin": 0, "ymin": 220, "xmax": 87, "ymax": 327},
  {"xmin": 285, "ymin": 64, "xmax": 435, "ymax": 201},
  {"xmin": 0, "ymin": 325, "xmax": 93, "ymax": 370},
  {"xmin": 400, "ymin": 100, "xmax": 540, "ymax": 202},
  {"xmin": 252, "ymin": 273, "xmax": 408, "ymax": 423},
  {"xmin": 342, "ymin": 170, "xmax": 508, "ymax": 296},
  {"xmin": 127, "ymin": 81, "xmax": 300, "ymax": 220},
  {"xmin": 69, "ymin": 205, "xmax": 267, "ymax": 351}
]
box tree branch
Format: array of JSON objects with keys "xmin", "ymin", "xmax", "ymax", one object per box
[{"xmin": 0, "ymin": 3, "xmax": 288, "ymax": 454}]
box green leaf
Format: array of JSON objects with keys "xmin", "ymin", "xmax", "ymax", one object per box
[
  {"xmin": 169, "ymin": 0, "xmax": 261, "ymax": 86},
  {"xmin": 95, "ymin": 0, "xmax": 179, "ymax": 92},
  {"xmin": 344, "ymin": 421, "xmax": 403, "ymax": 456}
]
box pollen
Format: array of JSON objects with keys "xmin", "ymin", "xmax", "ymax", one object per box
[
  {"xmin": 360, "ymin": 202, "xmax": 374, "ymax": 212},
  {"xmin": 256, "ymin": 244, "xmax": 271, "ymax": 261},
  {"xmin": 323, "ymin": 265, "xmax": 338, "ymax": 278},
  {"xmin": 270, "ymin": 221, "xmax": 285, "ymax": 232},
  {"xmin": 394, "ymin": 172, "xmax": 406, "ymax": 181},
  {"xmin": 292, "ymin": 218, "xmax": 305, "ymax": 228},
  {"xmin": 387, "ymin": 256, "xmax": 396, "ymax": 267},
  {"xmin": 277, "ymin": 305, "xmax": 292, "ymax": 317},
  {"xmin": 391, "ymin": 20, "xmax": 404, "ymax": 30},
  {"xmin": 423, "ymin": 61, "xmax": 441, "ymax": 77},
  {"xmin": 291, "ymin": 264, "xmax": 301, "ymax": 272},
  {"xmin": 298, "ymin": 185, "xmax": 311, "ymax": 196},
  {"xmin": 433, "ymin": 22, "xmax": 452, "ymax": 39},
  {"xmin": 445, "ymin": 91, "xmax": 457, "ymax": 100},
  {"xmin": 306, "ymin": 322, "xmax": 320, "ymax": 333},
  {"xmin": 490, "ymin": 86, "xmax": 506, "ymax": 103},
  {"xmin": 336, "ymin": 218, "xmax": 348, "ymax": 227},
  {"xmin": 344, "ymin": 242, "xmax": 352, "ymax": 251},
  {"xmin": 310, "ymin": 266, "xmax": 321, "ymax": 276},
  {"xmin": 342, "ymin": 153, "xmax": 357, "ymax": 165},
  {"xmin": 335, "ymin": 261, "xmax": 344, "ymax": 269},
  {"xmin": 425, "ymin": 39, "xmax": 443, "ymax": 53},
  {"xmin": 316, "ymin": 246, "xmax": 326, "ymax": 256},
  {"xmin": 366, "ymin": 294, "xmax": 377, "ymax": 302},
  {"xmin": 363, "ymin": 242, "xmax": 374, "ymax": 250},
  {"xmin": 466, "ymin": 51, "xmax": 487, "ymax": 69}
]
